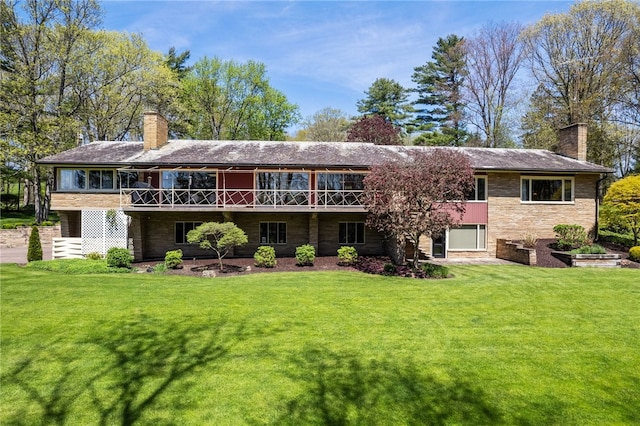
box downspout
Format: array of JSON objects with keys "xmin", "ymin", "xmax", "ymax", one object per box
[{"xmin": 594, "ymin": 173, "xmax": 609, "ymax": 242}]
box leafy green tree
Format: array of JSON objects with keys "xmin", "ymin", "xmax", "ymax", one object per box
[
  {"xmin": 187, "ymin": 222, "xmax": 248, "ymax": 271},
  {"xmin": 72, "ymin": 31, "xmax": 180, "ymax": 142},
  {"xmin": 182, "ymin": 57, "xmax": 298, "ymax": 141},
  {"xmin": 299, "ymin": 107, "xmax": 350, "ymax": 141},
  {"xmin": 601, "ymin": 175, "xmax": 640, "ymax": 246},
  {"xmin": 522, "ymin": 0, "xmax": 640, "ymax": 169},
  {"xmin": 356, "ymin": 78, "xmax": 413, "ymax": 131},
  {"xmin": 411, "ymin": 35, "xmax": 468, "ymax": 146},
  {"xmin": 520, "ymin": 84, "xmax": 566, "ymax": 150},
  {"xmin": 247, "ymin": 86, "xmax": 301, "ymax": 141},
  {"xmin": 0, "ymin": 0, "xmax": 101, "ymax": 223}
]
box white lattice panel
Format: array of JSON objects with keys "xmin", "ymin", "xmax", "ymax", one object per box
[{"xmin": 81, "ymin": 209, "xmax": 128, "ymax": 255}]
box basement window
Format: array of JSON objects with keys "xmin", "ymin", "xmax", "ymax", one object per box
[
  {"xmin": 260, "ymin": 222, "xmax": 287, "ymax": 244},
  {"xmin": 339, "ymin": 222, "xmax": 365, "ymax": 244},
  {"xmin": 449, "ymin": 225, "xmax": 486, "ymax": 250},
  {"xmin": 175, "ymin": 222, "xmax": 202, "ymax": 244}
]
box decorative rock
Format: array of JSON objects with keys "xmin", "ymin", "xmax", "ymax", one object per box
[
  {"xmin": 202, "ymin": 270, "xmax": 217, "ymax": 278},
  {"xmin": 245, "ymin": 266, "xmax": 251, "ymax": 272}
]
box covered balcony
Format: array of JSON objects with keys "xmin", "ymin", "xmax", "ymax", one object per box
[{"xmin": 117, "ymin": 167, "xmax": 367, "ymax": 212}]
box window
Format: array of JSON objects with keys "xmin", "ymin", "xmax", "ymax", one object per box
[
  {"xmin": 58, "ymin": 168, "xmax": 116, "ymax": 191},
  {"xmin": 521, "ymin": 177, "xmax": 573, "ymax": 202},
  {"xmin": 161, "ymin": 171, "xmax": 216, "ymax": 189},
  {"xmin": 256, "ymin": 172, "xmax": 309, "ymax": 205},
  {"xmin": 467, "ymin": 176, "xmax": 487, "ymax": 201},
  {"xmin": 118, "ymin": 171, "xmax": 140, "ymax": 188},
  {"xmin": 260, "ymin": 222, "xmax": 287, "ymax": 244},
  {"xmin": 317, "ymin": 173, "xmax": 366, "ymax": 205},
  {"xmin": 339, "ymin": 222, "xmax": 365, "ymax": 244},
  {"xmin": 89, "ymin": 170, "xmax": 114, "ymax": 190},
  {"xmin": 449, "ymin": 225, "xmax": 486, "ymax": 250},
  {"xmin": 175, "ymin": 222, "xmax": 202, "ymax": 244}
]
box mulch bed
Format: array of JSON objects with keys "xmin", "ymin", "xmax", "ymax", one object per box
[
  {"xmin": 134, "ymin": 242, "xmax": 639, "ymax": 277},
  {"xmin": 535, "ymin": 238, "xmax": 639, "ymax": 269},
  {"xmin": 135, "ymin": 256, "xmax": 352, "ymax": 277}
]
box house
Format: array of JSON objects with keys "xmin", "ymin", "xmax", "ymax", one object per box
[{"xmin": 39, "ymin": 112, "xmax": 611, "ymax": 261}]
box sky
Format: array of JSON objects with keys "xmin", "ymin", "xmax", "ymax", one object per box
[{"xmin": 99, "ymin": 0, "xmax": 575, "ymax": 129}]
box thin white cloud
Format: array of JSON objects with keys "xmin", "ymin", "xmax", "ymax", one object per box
[{"xmin": 100, "ymin": 0, "xmax": 574, "ymax": 119}]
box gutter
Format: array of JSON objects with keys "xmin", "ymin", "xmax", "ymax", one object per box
[{"xmin": 594, "ymin": 173, "xmax": 610, "ymax": 242}]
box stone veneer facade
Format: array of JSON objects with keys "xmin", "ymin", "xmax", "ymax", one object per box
[
  {"xmin": 125, "ymin": 211, "xmax": 385, "ymax": 261},
  {"xmin": 484, "ymin": 172, "xmax": 598, "ymax": 257},
  {"xmin": 50, "ymin": 171, "xmax": 601, "ymax": 261}
]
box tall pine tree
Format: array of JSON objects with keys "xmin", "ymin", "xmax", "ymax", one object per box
[{"xmin": 411, "ymin": 35, "xmax": 467, "ymax": 146}]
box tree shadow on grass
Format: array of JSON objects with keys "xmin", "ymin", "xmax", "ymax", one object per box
[
  {"xmin": 3, "ymin": 314, "xmax": 246, "ymax": 425},
  {"xmin": 263, "ymin": 347, "xmax": 504, "ymax": 425}
]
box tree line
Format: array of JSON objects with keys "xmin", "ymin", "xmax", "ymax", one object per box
[
  {"xmin": 298, "ymin": 0, "xmax": 640, "ymax": 179},
  {"xmin": 0, "ymin": 0, "xmax": 300, "ymax": 222},
  {"xmin": 1, "ymin": 0, "xmax": 639, "ymax": 224}
]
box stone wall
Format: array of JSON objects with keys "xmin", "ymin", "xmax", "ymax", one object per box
[
  {"xmin": 0, "ymin": 225, "xmax": 61, "ymax": 248},
  {"xmin": 126, "ymin": 211, "xmax": 388, "ymax": 261},
  {"xmin": 496, "ymin": 239, "xmax": 537, "ymax": 265},
  {"xmin": 51, "ymin": 192, "xmax": 121, "ymax": 210},
  {"xmin": 486, "ymin": 173, "xmax": 598, "ymax": 256}
]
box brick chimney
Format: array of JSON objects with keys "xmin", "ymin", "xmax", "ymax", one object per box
[
  {"xmin": 557, "ymin": 123, "xmax": 587, "ymax": 161},
  {"xmin": 143, "ymin": 111, "xmax": 168, "ymax": 150}
]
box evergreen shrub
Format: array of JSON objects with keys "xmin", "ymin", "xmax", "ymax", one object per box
[
  {"xmin": 254, "ymin": 246, "xmax": 277, "ymax": 268},
  {"xmin": 553, "ymin": 224, "xmax": 588, "ymax": 250},
  {"xmin": 164, "ymin": 249, "xmax": 183, "ymax": 269},
  {"xmin": 337, "ymin": 246, "xmax": 358, "ymax": 265},
  {"xmin": 295, "ymin": 244, "xmax": 315, "ymax": 266},
  {"xmin": 106, "ymin": 247, "xmax": 133, "ymax": 269},
  {"xmin": 27, "ymin": 225, "xmax": 43, "ymax": 262}
]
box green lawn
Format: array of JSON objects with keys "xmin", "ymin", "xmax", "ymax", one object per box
[{"xmin": 1, "ymin": 264, "xmax": 639, "ymax": 425}]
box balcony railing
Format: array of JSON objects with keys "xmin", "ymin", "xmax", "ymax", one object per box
[{"xmin": 120, "ymin": 188, "xmax": 365, "ymax": 209}]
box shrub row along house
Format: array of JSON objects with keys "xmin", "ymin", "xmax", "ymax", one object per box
[{"xmin": 39, "ymin": 112, "xmax": 610, "ymax": 262}]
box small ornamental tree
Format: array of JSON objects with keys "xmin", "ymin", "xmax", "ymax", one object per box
[
  {"xmin": 362, "ymin": 149, "xmax": 475, "ymax": 268},
  {"xmin": 346, "ymin": 115, "xmax": 402, "ymax": 145},
  {"xmin": 27, "ymin": 225, "xmax": 43, "ymax": 262},
  {"xmin": 601, "ymin": 175, "xmax": 640, "ymax": 246},
  {"xmin": 187, "ymin": 222, "xmax": 248, "ymax": 271}
]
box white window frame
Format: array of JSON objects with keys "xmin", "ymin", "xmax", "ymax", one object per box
[
  {"xmin": 447, "ymin": 224, "xmax": 487, "ymax": 251},
  {"xmin": 468, "ymin": 176, "xmax": 487, "ymax": 202},
  {"xmin": 520, "ymin": 176, "xmax": 574, "ymax": 204},
  {"xmin": 58, "ymin": 168, "xmax": 117, "ymax": 192}
]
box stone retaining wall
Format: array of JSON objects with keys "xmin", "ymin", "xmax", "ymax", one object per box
[
  {"xmin": 496, "ymin": 239, "xmax": 537, "ymax": 266},
  {"xmin": 552, "ymin": 251, "xmax": 621, "ymax": 268},
  {"xmin": 0, "ymin": 225, "xmax": 61, "ymax": 248}
]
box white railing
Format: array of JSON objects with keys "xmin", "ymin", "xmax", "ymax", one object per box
[
  {"xmin": 120, "ymin": 188, "xmax": 365, "ymax": 209},
  {"xmin": 52, "ymin": 237, "xmax": 83, "ymax": 259}
]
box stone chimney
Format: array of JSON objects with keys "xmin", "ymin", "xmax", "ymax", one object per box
[
  {"xmin": 557, "ymin": 123, "xmax": 587, "ymax": 161},
  {"xmin": 143, "ymin": 111, "xmax": 168, "ymax": 150}
]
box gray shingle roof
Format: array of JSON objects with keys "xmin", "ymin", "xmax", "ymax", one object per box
[{"xmin": 38, "ymin": 140, "xmax": 611, "ymax": 173}]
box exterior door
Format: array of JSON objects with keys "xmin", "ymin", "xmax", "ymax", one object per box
[{"xmin": 432, "ymin": 234, "xmax": 446, "ymax": 258}]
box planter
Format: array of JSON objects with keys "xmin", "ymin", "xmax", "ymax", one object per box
[{"xmin": 552, "ymin": 251, "xmax": 621, "ymax": 268}]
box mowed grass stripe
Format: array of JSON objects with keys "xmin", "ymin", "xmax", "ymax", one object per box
[{"xmin": 1, "ymin": 264, "xmax": 638, "ymax": 425}]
